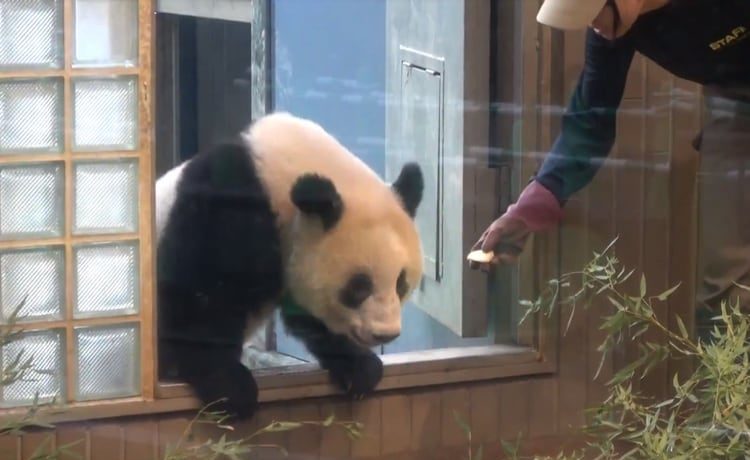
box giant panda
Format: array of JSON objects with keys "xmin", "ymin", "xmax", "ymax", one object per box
[{"xmin": 155, "ymin": 112, "xmax": 424, "ymax": 420}]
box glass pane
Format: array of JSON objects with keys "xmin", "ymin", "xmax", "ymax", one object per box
[
  {"xmin": 0, "ymin": 163, "xmax": 64, "ymax": 240},
  {"xmin": 0, "ymin": 247, "xmax": 64, "ymax": 323},
  {"xmin": 72, "ymin": 76, "xmax": 138, "ymax": 151},
  {"xmin": 74, "ymin": 242, "xmax": 139, "ymax": 318},
  {"xmin": 74, "ymin": 323, "xmax": 140, "ymax": 401},
  {"xmin": 73, "ymin": 0, "xmax": 137, "ymax": 68},
  {"xmin": 74, "ymin": 160, "xmax": 138, "ymax": 234},
  {"xmin": 0, "ymin": 78, "xmax": 63, "ymax": 154},
  {"xmin": 0, "ymin": 329, "xmax": 65, "ymax": 407},
  {"xmin": 0, "ymin": 0, "xmax": 63, "ymax": 70}
]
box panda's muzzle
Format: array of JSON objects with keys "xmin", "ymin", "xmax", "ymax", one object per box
[
  {"xmin": 372, "ymin": 333, "xmax": 400, "ymax": 344},
  {"xmin": 350, "ymin": 328, "xmax": 400, "ymax": 347}
]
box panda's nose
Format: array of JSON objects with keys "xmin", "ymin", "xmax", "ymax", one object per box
[{"xmin": 373, "ymin": 333, "xmax": 400, "ymax": 344}]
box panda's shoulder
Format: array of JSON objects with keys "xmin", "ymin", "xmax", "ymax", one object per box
[{"xmin": 244, "ymin": 112, "xmax": 339, "ymax": 154}]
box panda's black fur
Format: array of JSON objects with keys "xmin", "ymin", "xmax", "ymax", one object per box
[
  {"xmin": 156, "ymin": 114, "xmax": 423, "ymax": 421},
  {"xmin": 157, "ymin": 139, "xmax": 283, "ymax": 419}
]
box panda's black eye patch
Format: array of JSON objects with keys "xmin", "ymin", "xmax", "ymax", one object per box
[{"xmin": 339, "ymin": 273, "xmax": 373, "ymax": 309}]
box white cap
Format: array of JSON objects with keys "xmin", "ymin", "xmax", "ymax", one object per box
[{"xmin": 536, "ymin": 0, "xmax": 607, "ymax": 30}]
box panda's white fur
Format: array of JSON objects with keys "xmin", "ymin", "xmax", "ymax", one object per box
[
  {"xmin": 155, "ymin": 111, "xmax": 424, "ymax": 420},
  {"xmin": 244, "ymin": 113, "xmax": 423, "ymax": 343}
]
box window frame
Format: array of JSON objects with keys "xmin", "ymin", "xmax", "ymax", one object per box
[
  {"xmin": 0, "ymin": 0, "xmax": 156, "ymax": 420},
  {"xmin": 0, "ymin": 0, "xmax": 562, "ymax": 425}
]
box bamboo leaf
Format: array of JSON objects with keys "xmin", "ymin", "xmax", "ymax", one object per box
[
  {"xmin": 656, "ymin": 283, "xmax": 681, "ymax": 301},
  {"xmin": 676, "ymin": 315, "xmax": 689, "ymax": 340}
]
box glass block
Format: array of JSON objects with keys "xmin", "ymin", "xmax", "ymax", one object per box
[
  {"xmin": 73, "ymin": 0, "xmax": 137, "ymax": 68},
  {"xmin": 72, "ymin": 76, "xmax": 138, "ymax": 151},
  {"xmin": 0, "ymin": 78, "xmax": 64, "ymax": 153},
  {"xmin": 74, "ymin": 160, "xmax": 138, "ymax": 234},
  {"xmin": 0, "ymin": 0, "xmax": 64, "ymax": 70},
  {"xmin": 74, "ymin": 242, "xmax": 139, "ymax": 318},
  {"xmin": 0, "ymin": 163, "xmax": 64, "ymax": 240},
  {"xmin": 0, "ymin": 329, "xmax": 65, "ymax": 408},
  {"xmin": 74, "ymin": 323, "xmax": 139, "ymax": 401},
  {"xmin": 0, "ymin": 247, "xmax": 64, "ymax": 323}
]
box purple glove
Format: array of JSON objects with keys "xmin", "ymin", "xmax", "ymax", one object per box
[{"xmin": 470, "ymin": 180, "xmax": 563, "ymax": 269}]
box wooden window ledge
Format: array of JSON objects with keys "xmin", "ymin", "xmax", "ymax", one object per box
[{"xmin": 0, "ymin": 344, "xmax": 553, "ymax": 425}]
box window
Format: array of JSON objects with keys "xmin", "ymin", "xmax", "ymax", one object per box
[
  {"xmin": 0, "ymin": 0, "xmax": 154, "ymax": 414},
  {"xmin": 153, "ymin": 0, "xmax": 553, "ymax": 404},
  {"xmin": 0, "ymin": 0, "xmax": 555, "ymax": 418}
]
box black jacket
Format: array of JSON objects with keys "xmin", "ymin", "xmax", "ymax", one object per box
[{"xmin": 535, "ymin": 0, "xmax": 750, "ymax": 204}]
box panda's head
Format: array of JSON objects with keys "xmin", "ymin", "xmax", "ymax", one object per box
[{"xmin": 285, "ymin": 163, "xmax": 423, "ymax": 348}]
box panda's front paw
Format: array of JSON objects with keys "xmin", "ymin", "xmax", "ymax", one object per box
[
  {"xmin": 326, "ymin": 351, "xmax": 384, "ymax": 399},
  {"xmin": 192, "ymin": 362, "xmax": 259, "ymax": 421}
]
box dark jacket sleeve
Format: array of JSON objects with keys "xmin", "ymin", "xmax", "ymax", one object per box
[{"xmin": 534, "ymin": 28, "xmax": 636, "ymax": 204}]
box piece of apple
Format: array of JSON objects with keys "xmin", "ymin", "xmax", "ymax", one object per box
[{"xmin": 466, "ymin": 249, "xmax": 495, "ymax": 263}]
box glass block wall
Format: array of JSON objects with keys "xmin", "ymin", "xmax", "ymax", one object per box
[{"xmin": 0, "ymin": 0, "xmax": 151, "ymax": 409}]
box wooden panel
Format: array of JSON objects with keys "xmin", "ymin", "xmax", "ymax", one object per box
[
  {"xmin": 644, "ymin": 62, "xmax": 673, "ymax": 153},
  {"xmin": 156, "ymin": 416, "xmax": 190, "ymax": 460},
  {"xmin": 639, "ymin": 60, "xmax": 673, "ymax": 401},
  {"xmin": 56, "ymin": 423, "xmax": 87, "ymax": 459},
  {"xmin": 562, "ymin": 29, "xmax": 585, "ymax": 93},
  {"xmin": 0, "ymin": 434, "xmax": 19, "ymax": 460},
  {"xmin": 351, "ymin": 398, "xmax": 381, "ymax": 459},
  {"xmin": 318, "ymin": 400, "xmax": 352, "ymax": 460},
  {"xmin": 528, "ymin": 378, "xmax": 558, "ymax": 439},
  {"xmin": 380, "ymin": 395, "xmax": 411, "ymax": 456},
  {"xmin": 440, "ymin": 387, "xmax": 470, "ymax": 448},
  {"xmin": 249, "ymin": 403, "xmax": 289, "ymax": 460},
  {"xmin": 586, "ymin": 159, "xmax": 617, "ymax": 408},
  {"xmin": 618, "ymin": 59, "xmax": 647, "ymax": 388},
  {"xmin": 469, "ymin": 382, "xmax": 500, "ymax": 446},
  {"xmin": 22, "ymin": 432, "xmax": 54, "ymax": 460},
  {"xmin": 555, "ymin": 99, "xmax": 590, "ymax": 436},
  {"xmin": 551, "ymin": 17, "xmax": 702, "ymax": 420},
  {"xmin": 498, "ymin": 380, "xmax": 530, "ymax": 442},
  {"xmin": 612, "ymin": 97, "xmax": 646, "ymax": 392},
  {"xmin": 123, "ymin": 417, "xmax": 158, "ymax": 460},
  {"xmin": 668, "ymin": 77, "xmax": 702, "ymax": 383},
  {"xmin": 556, "ymin": 193, "xmax": 590, "ymax": 434},
  {"xmin": 409, "ymin": 391, "xmax": 441, "ymax": 454},
  {"xmin": 89, "ymin": 423, "xmax": 124, "ymax": 459},
  {"xmin": 623, "ymin": 54, "xmax": 645, "ymax": 100},
  {"xmin": 286, "ymin": 401, "xmax": 322, "ymax": 459}
]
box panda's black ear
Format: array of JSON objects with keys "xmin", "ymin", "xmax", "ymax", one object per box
[
  {"xmin": 291, "ymin": 174, "xmax": 343, "ymax": 231},
  {"xmin": 392, "ymin": 162, "xmax": 423, "ymax": 219}
]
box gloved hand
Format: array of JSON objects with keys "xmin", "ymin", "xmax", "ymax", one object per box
[{"xmin": 469, "ymin": 180, "xmax": 563, "ymax": 270}]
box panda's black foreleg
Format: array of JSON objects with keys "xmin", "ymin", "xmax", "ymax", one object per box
[
  {"xmin": 281, "ymin": 313, "xmax": 383, "ymax": 399},
  {"xmin": 157, "ymin": 282, "xmax": 263, "ymax": 421},
  {"xmin": 162, "ymin": 336, "xmax": 260, "ymax": 420}
]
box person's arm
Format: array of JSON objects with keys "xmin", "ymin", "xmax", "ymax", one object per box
[
  {"xmin": 535, "ymin": 28, "xmax": 636, "ymax": 205},
  {"xmin": 470, "ymin": 29, "xmax": 636, "ymax": 266}
]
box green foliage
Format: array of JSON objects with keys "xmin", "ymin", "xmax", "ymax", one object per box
[
  {"xmin": 0, "ymin": 296, "xmax": 363, "ymax": 460},
  {"xmin": 0, "ymin": 298, "xmax": 84, "ymax": 460},
  {"xmin": 164, "ymin": 399, "xmax": 364, "ymax": 459},
  {"xmin": 508, "ymin": 237, "xmax": 750, "ymax": 459}
]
